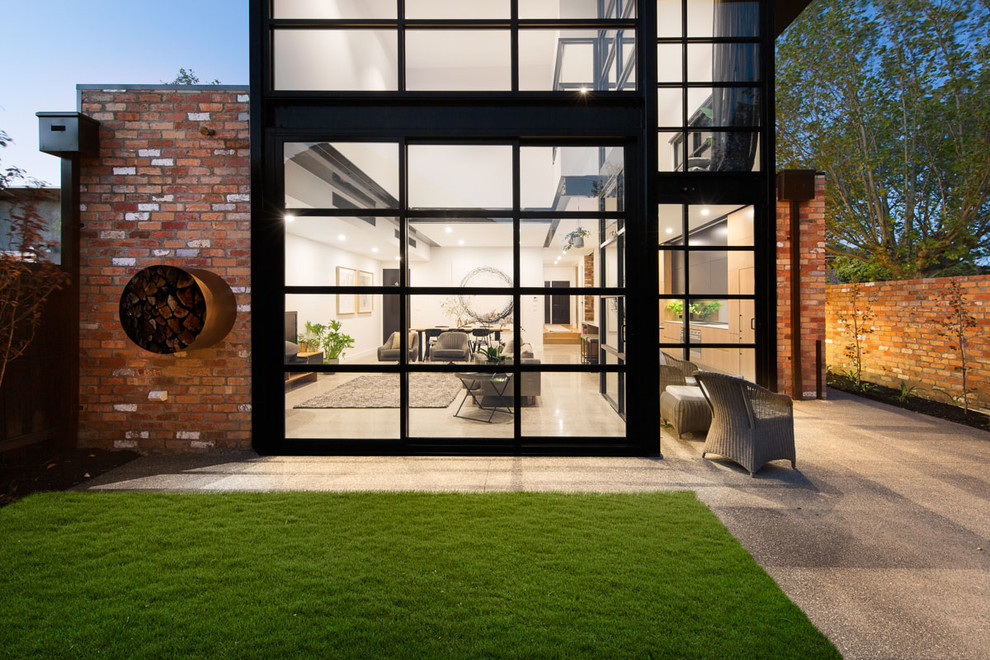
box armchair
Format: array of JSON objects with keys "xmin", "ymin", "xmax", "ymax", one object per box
[
  {"xmin": 429, "ymin": 331, "xmax": 472, "ymax": 362},
  {"xmin": 695, "ymin": 371, "xmax": 796, "ymax": 476},
  {"xmin": 377, "ymin": 331, "xmax": 419, "ymax": 362}
]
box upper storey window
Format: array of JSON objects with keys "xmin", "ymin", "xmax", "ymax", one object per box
[
  {"xmin": 270, "ymin": 0, "xmax": 637, "ymax": 92},
  {"xmin": 656, "ymin": 0, "xmax": 762, "ymax": 173}
]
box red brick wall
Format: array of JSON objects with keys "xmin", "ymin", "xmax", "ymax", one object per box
[
  {"xmin": 826, "ymin": 275, "xmax": 990, "ymax": 411},
  {"xmin": 776, "ymin": 175, "xmax": 827, "ymax": 399},
  {"xmin": 78, "ymin": 87, "xmax": 251, "ymax": 451}
]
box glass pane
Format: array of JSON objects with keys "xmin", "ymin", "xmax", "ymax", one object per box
[
  {"xmin": 657, "ymin": 0, "xmax": 683, "ymax": 37},
  {"xmin": 687, "ymin": 0, "xmax": 760, "ymax": 38},
  {"xmin": 520, "ymin": 219, "xmax": 603, "ymax": 288},
  {"xmin": 406, "ymin": 0, "xmax": 509, "ymax": 19},
  {"xmin": 520, "ymin": 0, "xmax": 637, "ymax": 19},
  {"xmin": 657, "ymin": 44, "xmax": 682, "ymax": 82},
  {"xmin": 657, "ymin": 131, "xmax": 685, "ymax": 172},
  {"xmin": 658, "ymin": 252, "xmax": 685, "ymax": 295},
  {"xmin": 524, "ymin": 295, "xmax": 615, "ymax": 365},
  {"xmin": 658, "ymin": 204, "xmax": 683, "ymax": 245},
  {"xmin": 687, "ymin": 43, "xmax": 759, "ymax": 83},
  {"xmin": 410, "ymin": 371, "xmax": 514, "ymax": 437},
  {"xmin": 519, "ymin": 30, "xmax": 636, "ymax": 91},
  {"xmin": 286, "ymin": 216, "xmax": 400, "ymax": 286},
  {"xmin": 687, "ymin": 250, "xmax": 753, "ymax": 296},
  {"xmin": 284, "ymin": 142, "xmax": 399, "ymax": 209},
  {"xmin": 686, "ymin": 204, "xmax": 753, "ymax": 246},
  {"xmin": 408, "ymin": 219, "xmax": 514, "ymax": 288},
  {"xmin": 408, "ymin": 145, "xmax": 512, "ymax": 209},
  {"xmin": 273, "ymin": 0, "xmax": 396, "ymax": 19},
  {"xmin": 410, "ymin": 296, "xmax": 514, "ymax": 361},
  {"xmin": 273, "ymin": 30, "xmax": 398, "ymax": 91},
  {"xmin": 406, "ymin": 30, "xmax": 510, "ymax": 91},
  {"xmin": 689, "ymin": 327, "xmax": 756, "ymax": 379},
  {"xmin": 660, "ymin": 298, "xmax": 686, "ymax": 343},
  {"xmin": 285, "ymin": 294, "xmax": 385, "ymax": 365},
  {"xmin": 689, "ymin": 87, "xmax": 760, "ymax": 128},
  {"xmin": 286, "ymin": 372, "xmax": 400, "ymax": 439},
  {"xmin": 693, "ymin": 131, "xmax": 760, "ymax": 172},
  {"xmin": 521, "ymin": 371, "xmax": 625, "ymax": 437},
  {"xmin": 520, "ymin": 146, "xmax": 624, "ymax": 211},
  {"xmin": 657, "ymin": 88, "xmax": 683, "ymax": 128}
]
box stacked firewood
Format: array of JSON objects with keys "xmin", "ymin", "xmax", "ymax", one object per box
[{"xmin": 119, "ymin": 265, "xmax": 207, "ymax": 353}]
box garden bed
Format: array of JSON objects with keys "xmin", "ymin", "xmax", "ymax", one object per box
[{"xmin": 828, "ymin": 373, "xmax": 990, "ymax": 432}]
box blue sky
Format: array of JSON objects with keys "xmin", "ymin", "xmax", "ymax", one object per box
[{"xmin": 1, "ymin": 1, "xmax": 249, "ymax": 185}]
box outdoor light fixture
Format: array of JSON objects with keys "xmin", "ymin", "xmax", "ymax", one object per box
[
  {"xmin": 285, "ymin": 213, "xmax": 295, "ymax": 222},
  {"xmin": 199, "ymin": 126, "xmax": 216, "ymax": 137},
  {"xmin": 701, "ymin": 207, "xmax": 710, "ymax": 216}
]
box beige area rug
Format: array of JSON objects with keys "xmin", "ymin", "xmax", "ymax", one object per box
[{"xmin": 294, "ymin": 373, "xmax": 463, "ymax": 409}]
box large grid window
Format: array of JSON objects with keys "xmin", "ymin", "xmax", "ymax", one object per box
[
  {"xmin": 658, "ymin": 203, "xmax": 756, "ymax": 381},
  {"xmin": 269, "ymin": 0, "xmax": 638, "ymax": 92},
  {"xmin": 656, "ymin": 0, "xmax": 761, "ymax": 172},
  {"xmin": 282, "ymin": 141, "xmax": 628, "ymax": 442}
]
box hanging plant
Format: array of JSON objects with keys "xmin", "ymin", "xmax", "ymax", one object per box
[{"xmin": 562, "ymin": 227, "xmax": 590, "ymax": 252}]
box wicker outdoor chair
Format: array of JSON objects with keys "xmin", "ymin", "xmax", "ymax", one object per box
[{"xmin": 695, "ymin": 371, "xmax": 796, "ymax": 477}]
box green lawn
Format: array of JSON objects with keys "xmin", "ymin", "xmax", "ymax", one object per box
[{"xmin": 1, "ymin": 492, "xmax": 838, "ymax": 659}]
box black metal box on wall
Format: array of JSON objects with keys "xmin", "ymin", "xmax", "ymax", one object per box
[
  {"xmin": 776, "ymin": 169, "xmax": 817, "ymax": 201},
  {"xmin": 36, "ymin": 112, "xmax": 100, "ymax": 158}
]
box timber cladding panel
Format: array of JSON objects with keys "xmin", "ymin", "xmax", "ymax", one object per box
[
  {"xmin": 826, "ymin": 275, "xmax": 990, "ymax": 412},
  {"xmin": 78, "ymin": 87, "xmax": 251, "ymax": 451}
]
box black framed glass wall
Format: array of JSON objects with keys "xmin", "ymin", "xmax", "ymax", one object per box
[
  {"xmin": 279, "ymin": 140, "xmax": 629, "ymax": 449},
  {"xmin": 252, "ymin": 0, "xmax": 778, "ymax": 454},
  {"xmin": 268, "ymin": 0, "xmax": 637, "ymax": 92}
]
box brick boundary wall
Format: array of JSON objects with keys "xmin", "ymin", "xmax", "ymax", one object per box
[
  {"xmin": 826, "ymin": 275, "xmax": 990, "ymax": 412},
  {"xmin": 78, "ymin": 86, "xmax": 251, "ymax": 451},
  {"xmin": 775, "ymin": 175, "xmax": 827, "ymax": 399}
]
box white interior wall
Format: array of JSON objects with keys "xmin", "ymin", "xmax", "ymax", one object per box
[{"xmin": 285, "ymin": 234, "xmax": 384, "ymax": 360}]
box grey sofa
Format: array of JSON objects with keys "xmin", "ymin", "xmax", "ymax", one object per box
[
  {"xmin": 474, "ymin": 339, "xmax": 541, "ymax": 403},
  {"xmin": 377, "ymin": 331, "xmax": 419, "ymax": 362}
]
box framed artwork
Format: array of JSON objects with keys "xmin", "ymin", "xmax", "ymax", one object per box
[
  {"xmin": 336, "ymin": 266, "xmax": 356, "ymax": 314},
  {"xmin": 357, "ymin": 270, "xmax": 374, "ymax": 314}
]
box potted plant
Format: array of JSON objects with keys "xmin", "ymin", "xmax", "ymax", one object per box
[
  {"xmin": 562, "ymin": 227, "xmax": 590, "ymax": 251},
  {"xmin": 304, "ymin": 320, "xmax": 355, "ymax": 365},
  {"xmin": 477, "ymin": 344, "xmax": 509, "ymax": 366}
]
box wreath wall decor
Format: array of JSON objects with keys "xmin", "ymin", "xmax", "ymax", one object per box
[{"xmin": 458, "ymin": 266, "xmax": 514, "ymax": 324}]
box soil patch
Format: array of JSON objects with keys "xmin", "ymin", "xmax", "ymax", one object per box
[
  {"xmin": 828, "ymin": 374, "xmax": 990, "ymax": 432},
  {"xmin": 0, "ymin": 441, "xmax": 140, "ymax": 507}
]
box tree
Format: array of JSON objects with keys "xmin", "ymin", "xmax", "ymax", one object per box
[
  {"xmin": 0, "ymin": 131, "xmax": 70, "ymax": 390},
  {"xmin": 166, "ymin": 67, "xmax": 220, "ymax": 85},
  {"xmin": 927, "ymin": 279, "xmax": 978, "ymax": 413},
  {"xmin": 777, "ymin": 0, "xmax": 990, "ymax": 281}
]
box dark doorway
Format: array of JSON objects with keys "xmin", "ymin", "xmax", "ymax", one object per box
[
  {"xmin": 544, "ymin": 281, "xmax": 570, "ymax": 325},
  {"xmin": 382, "ymin": 268, "xmax": 402, "ymax": 343}
]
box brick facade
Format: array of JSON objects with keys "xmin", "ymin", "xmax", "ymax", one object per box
[
  {"xmin": 77, "ymin": 86, "xmax": 251, "ymax": 451},
  {"xmin": 826, "ymin": 275, "xmax": 990, "ymax": 412},
  {"xmin": 775, "ymin": 175, "xmax": 827, "ymax": 399}
]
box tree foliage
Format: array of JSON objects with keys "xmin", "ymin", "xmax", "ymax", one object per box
[
  {"xmin": 0, "ymin": 131, "xmax": 70, "ymax": 390},
  {"xmin": 777, "ymin": 0, "xmax": 990, "ymax": 281},
  {"xmin": 167, "ymin": 67, "xmax": 220, "ymax": 85}
]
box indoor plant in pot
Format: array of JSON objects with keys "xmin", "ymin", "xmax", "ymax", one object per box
[{"xmin": 304, "ymin": 319, "xmax": 355, "ymax": 365}]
